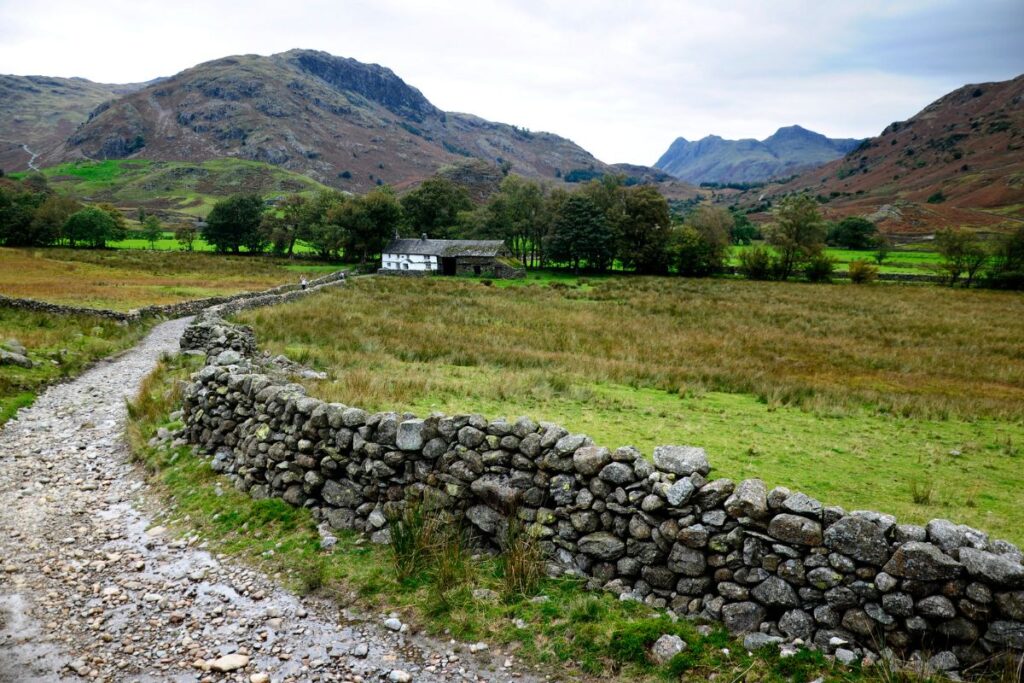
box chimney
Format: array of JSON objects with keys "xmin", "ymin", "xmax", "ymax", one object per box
[{"xmin": 421, "ymin": 233, "xmax": 428, "ymax": 241}]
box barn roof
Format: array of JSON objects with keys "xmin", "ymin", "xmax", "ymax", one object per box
[{"xmin": 383, "ymin": 238, "xmax": 505, "ymax": 257}]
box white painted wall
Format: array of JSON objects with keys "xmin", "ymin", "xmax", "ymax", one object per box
[{"xmin": 381, "ymin": 252, "xmax": 438, "ymax": 272}]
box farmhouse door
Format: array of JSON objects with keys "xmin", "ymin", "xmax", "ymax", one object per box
[{"xmin": 441, "ymin": 257, "xmax": 457, "ymax": 275}]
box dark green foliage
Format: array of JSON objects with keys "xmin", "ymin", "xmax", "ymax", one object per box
[
  {"xmin": 827, "ymin": 216, "xmax": 878, "ymax": 250},
  {"xmin": 738, "ymin": 246, "xmax": 777, "ymax": 280},
  {"xmin": 926, "ymin": 191, "xmax": 947, "ymax": 204},
  {"xmin": 804, "ymin": 253, "xmax": 836, "ymax": 283},
  {"xmin": 203, "ymin": 194, "xmax": 266, "ymax": 253},
  {"xmin": 673, "ymin": 206, "xmax": 731, "ymax": 277},
  {"xmin": 729, "ymin": 210, "xmax": 761, "ymax": 244},
  {"xmin": 617, "ymin": 185, "xmax": 672, "ymax": 274},
  {"xmin": 62, "ymin": 206, "xmax": 122, "ymax": 248},
  {"xmin": 141, "ymin": 215, "xmax": 162, "ymax": 248},
  {"xmin": 400, "ymin": 176, "xmax": 472, "ymax": 239},
  {"xmin": 987, "ymin": 226, "xmax": 1024, "ymax": 289},
  {"xmin": 563, "ymin": 168, "xmax": 604, "ymax": 183},
  {"xmin": 546, "ymin": 194, "xmax": 613, "ymax": 272},
  {"xmin": 0, "ymin": 175, "xmax": 52, "ymax": 246},
  {"xmin": 936, "ymin": 228, "xmax": 988, "ymax": 286}
]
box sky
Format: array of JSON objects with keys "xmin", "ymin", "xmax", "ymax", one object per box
[{"xmin": 1, "ymin": 0, "xmax": 1022, "ymax": 165}]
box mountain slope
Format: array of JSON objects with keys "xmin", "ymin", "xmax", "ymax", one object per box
[
  {"xmin": 46, "ymin": 49, "xmax": 613, "ymax": 193},
  {"xmin": 654, "ymin": 125, "xmax": 862, "ymax": 184},
  {"xmin": 0, "ymin": 75, "xmax": 152, "ymax": 172},
  {"xmin": 765, "ymin": 74, "xmax": 1024, "ymax": 234}
]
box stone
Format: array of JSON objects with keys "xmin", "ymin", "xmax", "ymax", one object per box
[
  {"xmin": 598, "ymin": 462, "xmax": 635, "ymax": 485},
  {"xmin": 751, "ymin": 576, "xmax": 800, "ymax": 608},
  {"xmin": 665, "ymin": 478, "xmax": 696, "ymax": 506},
  {"xmin": 0, "ymin": 349, "xmax": 32, "ymax": 368},
  {"xmin": 388, "ymin": 670, "xmax": 413, "ymax": 683},
  {"xmin": 917, "ymin": 595, "xmax": 956, "ymax": 619},
  {"xmin": 721, "ymin": 601, "xmax": 767, "ymax": 634},
  {"xmin": 554, "ymin": 433, "xmax": 587, "ymax": 455},
  {"xmin": 958, "ymin": 548, "xmax": 1024, "ymax": 587},
  {"xmin": 883, "ymin": 542, "xmax": 962, "ymax": 581},
  {"xmin": 781, "ymin": 492, "xmax": 823, "ymax": 518},
  {"xmin": 209, "ymin": 654, "xmax": 249, "ymax": 672},
  {"xmin": 874, "ymin": 572, "xmax": 898, "ymax": 592},
  {"xmin": 806, "ymin": 567, "xmax": 843, "ymax": 590},
  {"xmin": 768, "ymin": 514, "xmax": 823, "ymax": 546},
  {"xmin": 835, "ymin": 648, "xmax": 858, "ymax": 666},
  {"xmin": 652, "ymin": 445, "xmax": 710, "ymax": 476},
  {"xmin": 213, "ymin": 349, "xmax": 242, "ymax": 366},
  {"xmin": 928, "ymin": 651, "xmax": 959, "ymax": 672},
  {"xmin": 466, "ymin": 505, "xmax": 503, "ymax": 534},
  {"xmin": 649, "ymin": 634, "xmax": 687, "ymax": 664},
  {"xmin": 996, "ymin": 591, "xmax": 1024, "ymax": 620},
  {"xmin": 882, "ymin": 592, "xmax": 914, "ymax": 617},
  {"xmin": 573, "ymin": 446, "xmax": 611, "ymax": 475},
  {"xmin": 396, "ymin": 419, "xmax": 425, "ymax": 451},
  {"xmin": 984, "ymin": 621, "xmax": 1024, "ymax": 648},
  {"xmin": 823, "ymin": 516, "xmax": 889, "ymax": 565},
  {"xmin": 578, "ymin": 532, "xmax": 625, "ymax": 560},
  {"xmin": 667, "ymin": 543, "xmax": 706, "ymax": 576},
  {"xmin": 744, "ymin": 633, "xmax": 784, "ymax": 651},
  {"xmin": 724, "ymin": 479, "xmax": 768, "ymax": 520},
  {"xmin": 779, "ymin": 609, "xmax": 815, "ymax": 639},
  {"xmin": 384, "ymin": 617, "xmax": 403, "ymax": 631},
  {"xmin": 250, "ymin": 675, "xmax": 271, "ymax": 683}
]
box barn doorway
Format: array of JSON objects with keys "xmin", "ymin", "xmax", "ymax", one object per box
[{"xmin": 441, "ymin": 257, "xmax": 457, "ymax": 275}]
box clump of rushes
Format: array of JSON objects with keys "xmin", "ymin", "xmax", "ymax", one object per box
[{"xmin": 499, "ymin": 503, "xmax": 545, "ymax": 601}]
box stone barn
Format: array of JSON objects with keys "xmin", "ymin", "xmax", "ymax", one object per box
[{"xmin": 380, "ymin": 235, "xmax": 524, "ymax": 278}]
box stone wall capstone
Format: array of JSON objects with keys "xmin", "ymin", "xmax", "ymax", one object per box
[{"xmin": 177, "ymin": 316, "xmax": 1024, "ymax": 669}]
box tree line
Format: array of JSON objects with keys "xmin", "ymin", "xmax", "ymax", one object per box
[{"xmin": 0, "ymin": 175, "xmax": 130, "ymax": 248}]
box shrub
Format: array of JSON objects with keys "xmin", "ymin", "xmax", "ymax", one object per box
[
  {"xmin": 387, "ymin": 498, "xmax": 436, "ymax": 582},
  {"xmin": 926, "ymin": 191, "xmax": 947, "ymax": 204},
  {"xmin": 910, "ymin": 477, "xmax": 934, "ymax": 505},
  {"xmin": 826, "ymin": 216, "xmax": 878, "ymax": 250},
  {"xmin": 804, "ymin": 254, "xmax": 836, "ymax": 283},
  {"xmin": 848, "ymin": 259, "xmax": 878, "ymax": 284},
  {"xmin": 737, "ymin": 247, "xmax": 775, "ymax": 280}
]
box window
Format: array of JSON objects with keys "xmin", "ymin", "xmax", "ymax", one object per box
[{"xmin": 402, "ymin": 263, "xmax": 409, "ymax": 270}]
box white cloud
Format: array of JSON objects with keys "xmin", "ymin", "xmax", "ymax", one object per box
[{"xmin": 0, "ymin": 0, "xmax": 1021, "ymax": 164}]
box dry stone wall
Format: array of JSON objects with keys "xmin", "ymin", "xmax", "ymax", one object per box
[{"xmin": 178, "ymin": 318, "xmax": 1024, "ymax": 669}]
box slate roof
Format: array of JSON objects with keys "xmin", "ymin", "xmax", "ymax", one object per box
[{"xmin": 383, "ymin": 238, "xmax": 505, "ymax": 257}]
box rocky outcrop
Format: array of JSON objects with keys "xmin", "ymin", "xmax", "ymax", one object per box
[{"xmin": 178, "ymin": 317, "xmax": 1024, "ymax": 668}]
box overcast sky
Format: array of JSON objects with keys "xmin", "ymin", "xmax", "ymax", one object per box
[{"xmin": 2, "ymin": 0, "xmax": 1022, "ymax": 164}]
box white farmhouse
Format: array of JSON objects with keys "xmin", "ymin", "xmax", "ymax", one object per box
[{"xmin": 380, "ymin": 234, "xmax": 523, "ymax": 278}]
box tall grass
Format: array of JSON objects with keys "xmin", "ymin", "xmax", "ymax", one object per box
[{"xmin": 239, "ymin": 276, "xmax": 1024, "ymax": 421}]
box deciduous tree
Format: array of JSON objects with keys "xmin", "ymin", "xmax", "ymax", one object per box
[
  {"xmin": 203, "ymin": 194, "xmax": 266, "ymax": 253},
  {"xmin": 766, "ymin": 194, "xmax": 826, "ymax": 279}
]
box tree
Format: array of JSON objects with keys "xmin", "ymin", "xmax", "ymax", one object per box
[
  {"xmin": 400, "ymin": 177, "xmax": 472, "ymax": 239},
  {"xmin": 827, "ymin": 216, "xmax": 878, "ymax": 250},
  {"xmin": 672, "ymin": 205, "xmax": 732, "ymax": 276},
  {"xmin": 986, "ymin": 226, "xmax": 1024, "ymax": 289},
  {"xmin": 62, "ymin": 207, "xmax": 119, "ymax": 248},
  {"xmin": 141, "ymin": 215, "xmax": 163, "ymax": 249},
  {"xmin": 484, "ymin": 175, "xmax": 548, "ymax": 267},
  {"xmin": 766, "ymin": 194, "xmax": 826, "ymax": 279},
  {"xmin": 0, "ymin": 179, "xmax": 50, "ymax": 246},
  {"xmin": 96, "ymin": 203, "xmax": 129, "ymax": 242},
  {"xmin": 299, "ymin": 191, "xmax": 348, "ymax": 260},
  {"xmin": 265, "ymin": 194, "xmax": 308, "ymax": 256},
  {"xmin": 936, "ymin": 228, "xmax": 988, "ymax": 286},
  {"xmin": 175, "ymin": 223, "xmax": 198, "ymax": 251},
  {"xmin": 30, "ymin": 194, "xmax": 80, "ymax": 246},
  {"xmin": 873, "ymin": 235, "xmax": 891, "ymax": 265},
  {"xmin": 618, "ymin": 185, "xmax": 672, "ymax": 274},
  {"xmin": 341, "ymin": 186, "xmax": 403, "ymax": 265},
  {"xmin": 203, "ymin": 194, "xmax": 266, "ymax": 253},
  {"xmin": 546, "ymin": 194, "xmax": 613, "ymax": 273},
  {"xmin": 729, "ymin": 210, "xmax": 760, "ymax": 245}
]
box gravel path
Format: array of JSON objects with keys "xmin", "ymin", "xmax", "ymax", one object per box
[{"xmin": 0, "ymin": 318, "xmax": 543, "ymax": 683}]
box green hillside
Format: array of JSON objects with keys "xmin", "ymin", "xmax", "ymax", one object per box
[{"xmin": 21, "ymin": 158, "xmax": 331, "ymax": 220}]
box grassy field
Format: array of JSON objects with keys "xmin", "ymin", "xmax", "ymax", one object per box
[
  {"xmin": 0, "ymin": 248, "xmax": 339, "ymax": 310},
  {"xmin": 107, "ymin": 230, "xmax": 325, "ymax": 255},
  {"xmin": 236, "ymin": 276, "xmax": 1024, "ymax": 544},
  {"xmin": 0, "ymin": 307, "xmax": 149, "ymax": 425},
  {"xmin": 15, "ymin": 158, "xmax": 330, "ymax": 220},
  {"xmin": 729, "ymin": 244, "xmax": 944, "ymax": 275},
  {"xmin": 128, "ymin": 355, "xmax": 959, "ymax": 682}
]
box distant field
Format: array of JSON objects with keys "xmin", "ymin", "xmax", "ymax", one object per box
[
  {"xmin": 108, "ymin": 230, "xmax": 323, "ymax": 255},
  {"xmin": 15, "ymin": 158, "xmax": 330, "ymax": 219},
  {"xmin": 729, "ymin": 244, "xmax": 944, "ymax": 275},
  {"xmin": 0, "ymin": 248, "xmax": 338, "ymax": 310},
  {"xmin": 237, "ymin": 276, "xmax": 1024, "ymax": 543}
]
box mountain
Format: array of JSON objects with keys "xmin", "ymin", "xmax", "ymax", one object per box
[
  {"xmin": 764, "ymin": 74, "xmax": 1024, "ymax": 235},
  {"xmin": 0, "ymin": 75, "xmax": 155, "ymax": 173},
  {"xmin": 654, "ymin": 125, "xmax": 862, "ymax": 184},
  {"xmin": 24, "ymin": 49, "xmax": 624, "ymax": 194}
]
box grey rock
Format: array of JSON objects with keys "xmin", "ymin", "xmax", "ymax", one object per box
[
  {"xmin": 666, "ymin": 478, "xmax": 696, "ymax": 506},
  {"xmin": 835, "ymin": 648, "xmax": 858, "ymax": 666},
  {"xmin": 917, "ymin": 595, "xmax": 956, "ymax": 619},
  {"xmin": 958, "ymin": 548, "xmax": 1024, "ymax": 587},
  {"xmin": 779, "ymin": 609, "xmax": 815, "ymax": 639},
  {"xmin": 578, "ymin": 532, "xmax": 625, "ymax": 560},
  {"xmin": 649, "ymin": 634, "xmax": 687, "ymax": 664},
  {"xmin": 0, "ymin": 349, "xmax": 32, "ymax": 368},
  {"xmin": 466, "ymin": 505, "xmax": 503, "ymax": 534},
  {"xmin": 743, "ymin": 633, "xmax": 783, "ymax": 651},
  {"xmin": 598, "ymin": 462, "xmax": 635, "ymax": 485},
  {"xmin": 927, "ymin": 651, "xmax": 959, "ymax": 672},
  {"xmin": 396, "ymin": 419, "xmax": 425, "ymax": 451},
  {"xmin": 768, "ymin": 513, "xmax": 823, "ymax": 546},
  {"xmin": 984, "ymin": 621, "xmax": 1024, "ymax": 648},
  {"xmin": 883, "ymin": 542, "xmax": 962, "ymax": 580},
  {"xmin": 721, "ymin": 601, "xmax": 767, "ymax": 634},
  {"xmin": 572, "ymin": 446, "xmax": 611, "ymax": 475},
  {"xmin": 652, "ymin": 445, "xmax": 710, "ymax": 476},
  {"xmin": 823, "ymin": 516, "xmax": 889, "ymax": 565},
  {"xmin": 724, "ymin": 478, "xmax": 768, "ymax": 520},
  {"xmin": 782, "ymin": 492, "xmax": 823, "ymax": 518},
  {"xmin": 751, "ymin": 576, "xmax": 800, "ymax": 608},
  {"xmin": 996, "ymin": 591, "xmax": 1024, "ymax": 620},
  {"xmin": 667, "ymin": 543, "xmax": 706, "ymax": 576}
]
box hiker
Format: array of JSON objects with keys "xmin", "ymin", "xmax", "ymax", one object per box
[{"xmin": 300, "ymin": 276, "xmax": 308, "ymax": 290}]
